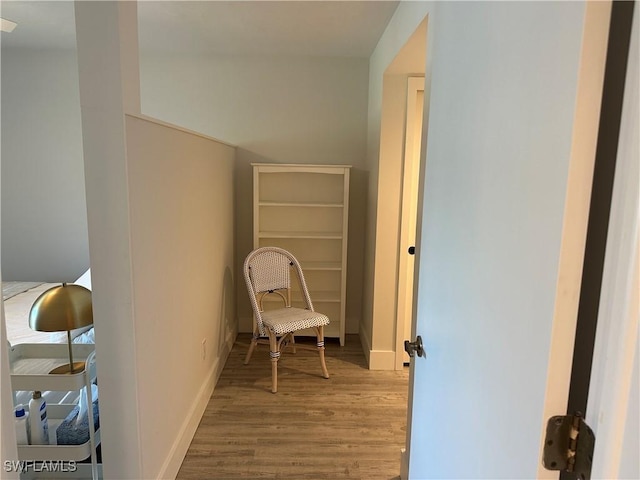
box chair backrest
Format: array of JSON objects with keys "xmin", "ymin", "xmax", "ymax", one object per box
[{"xmin": 244, "ymin": 247, "xmax": 314, "ymax": 326}]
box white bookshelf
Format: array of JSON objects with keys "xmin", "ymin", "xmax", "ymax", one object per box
[{"xmin": 253, "ymin": 163, "xmax": 351, "ymax": 346}]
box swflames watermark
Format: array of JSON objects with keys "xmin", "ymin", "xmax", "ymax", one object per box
[{"xmin": 3, "ymin": 460, "xmax": 77, "ymax": 473}]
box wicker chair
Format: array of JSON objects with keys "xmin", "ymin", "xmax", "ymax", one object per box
[{"xmin": 243, "ymin": 246, "xmax": 330, "ymax": 393}]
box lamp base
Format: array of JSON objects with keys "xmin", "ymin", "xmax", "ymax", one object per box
[{"xmin": 49, "ymin": 362, "xmax": 86, "ymax": 375}]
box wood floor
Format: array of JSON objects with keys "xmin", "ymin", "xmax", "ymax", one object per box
[{"xmin": 177, "ymin": 334, "xmax": 409, "ymax": 480}]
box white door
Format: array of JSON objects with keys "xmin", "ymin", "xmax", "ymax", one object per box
[
  {"xmin": 397, "ymin": 77, "xmax": 424, "ymax": 368},
  {"xmin": 404, "ymin": 2, "xmax": 610, "ymax": 478}
]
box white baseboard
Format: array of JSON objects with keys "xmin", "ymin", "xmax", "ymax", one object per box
[
  {"xmin": 156, "ymin": 328, "xmax": 237, "ymax": 480},
  {"xmin": 358, "ymin": 323, "xmax": 395, "ymax": 370},
  {"xmin": 368, "ymin": 348, "xmax": 396, "ymax": 370}
]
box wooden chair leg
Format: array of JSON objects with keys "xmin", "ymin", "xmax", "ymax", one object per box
[
  {"xmin": 268, "ymin": 332, "xmax": 279, "ymax": 393},
  {"xmin": 316, "ymin": 326, "xmax": 329, "ymax": 379},
  {"xmin": 244, "ymin": 328, "xmax": 259, "ymax": 365}
]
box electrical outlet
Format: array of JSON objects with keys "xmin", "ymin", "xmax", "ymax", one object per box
[{"xmin": 201, "ymin": 338, "xmax": 207, "ymax": 360}]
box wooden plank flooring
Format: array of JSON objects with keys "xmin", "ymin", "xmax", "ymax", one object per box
[{"xmin": 177, "ymin": 334, "xmax": 409, "ymax": 480}]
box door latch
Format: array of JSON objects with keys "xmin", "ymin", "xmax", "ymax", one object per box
[{"xmin": 404, "ymin": 336, "xmax": 425, "ymax": 358}]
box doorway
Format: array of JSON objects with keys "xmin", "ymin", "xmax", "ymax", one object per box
[
  {"xmin": 395, "ymin": 77, "xmax": 424, "ymax": 369},
  {"xmin": 366, "ymin": 15, "xmax": 427, "ymax": 371}
]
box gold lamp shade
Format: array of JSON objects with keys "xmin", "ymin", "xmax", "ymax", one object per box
[{"xmin": 29, "ymin": 283, "xmax": 93, "ymax": 374}]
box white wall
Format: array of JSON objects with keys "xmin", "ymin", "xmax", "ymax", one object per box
[
  {"xmin": 139, "ymin": 53, "xmax": 369, "ymax": 335},
  {"xmin": 619, "ymin": 342, "xmax": 639, "ymax": 479},
  {"xmin": 1, "ymin": 48, "xmax": 89, "ymax": 281},
  {"xmin": 140, "ymin": 54, "xmax": 368, "ymax": 163},
  {"xmin": 126, "ymin": 115, "xmax": 236, "ymax": 479}
]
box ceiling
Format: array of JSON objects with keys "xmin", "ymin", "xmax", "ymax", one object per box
[{"xmin": 0, "ymin": 1, "xmax": 400, "ymax": 57}]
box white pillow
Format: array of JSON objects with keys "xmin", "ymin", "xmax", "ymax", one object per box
[
  {"xmin": 49, "ymin": 325, "xmax": 93, "ymax": 343},
  {"xmin": 74, "ymin": 268, "xmax": 92, "ymax": 290},
  {"xmin": 72, "ymin": 328, "xmax": 95, "ymax": 344}
]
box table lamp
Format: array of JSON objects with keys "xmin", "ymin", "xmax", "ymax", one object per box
[{"xmin": 29, "ymin": 283, "xmax": 93, "ymax": 374}]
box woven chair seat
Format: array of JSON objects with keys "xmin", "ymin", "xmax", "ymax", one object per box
[{"xmin": 262, "ymin": 307, "xmax": 330, "ymax": 336}]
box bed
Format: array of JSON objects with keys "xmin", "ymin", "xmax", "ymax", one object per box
[{"xmin": 3, "ymin": 268, "xmax": 95, "ymax": 346}]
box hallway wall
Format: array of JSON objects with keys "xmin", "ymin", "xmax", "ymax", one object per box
[
  {"xmin": 1, "ymin": 48, "xmax": 89, "ymax": 281},
  {"xmin": 140, "ymin": 53, "xmax": 369, "ymax": 335}
]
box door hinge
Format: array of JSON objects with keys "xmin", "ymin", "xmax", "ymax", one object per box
[{"xmin": 542, "ymin": 412, "xmax": 595, "ymax": 480}]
